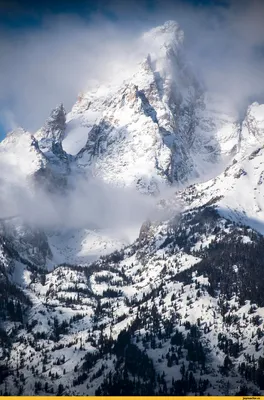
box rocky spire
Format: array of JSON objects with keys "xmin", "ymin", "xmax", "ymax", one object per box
[
  {"xmin": 142, "ymin": 20, "xmax": 184, "ymax": 61},
  {"xmin": 39, "ymin": 103, "xmax": 66, "ymax": 142}
]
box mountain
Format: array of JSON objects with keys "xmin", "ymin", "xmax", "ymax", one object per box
[
  {"xmin": 66, "ymin": 21, "xmax": 240, "ymax": 194},
  {"xmin": 0, "ymin": 105, "xmax": 70, "ymax": 194},
  {"xmin": 175, "ymin": 103, "xmax": 264, "ymax": 233},
  {"xmin": 2, "ymin": 146, "xmax": 264, "ymax": 395},
  {"xmin": 1, "ymin": 20, "xmax": 264, "ymax": 396}
]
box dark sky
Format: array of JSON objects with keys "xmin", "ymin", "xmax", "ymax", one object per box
[{"xmin": 0, "ymin": 0, "xmax": 228, "ymax": 28}]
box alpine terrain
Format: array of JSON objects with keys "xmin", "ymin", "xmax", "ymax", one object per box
[{"xmin": 1, "ymin": 20, "xmax": 264, "ymax": 395}]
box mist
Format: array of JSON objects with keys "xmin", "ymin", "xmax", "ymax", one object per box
[
  {"xmin": 0, "ymin": 0, "xmax": 264, "ymax": 134},
  {"xmin": 0, "ymin": 160, "xmax": 176, "ymax": 243}
]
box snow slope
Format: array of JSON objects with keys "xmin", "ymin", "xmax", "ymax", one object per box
[{"xmin": 47, "ymin": 228, "xmax": 128, "ymax": 266}]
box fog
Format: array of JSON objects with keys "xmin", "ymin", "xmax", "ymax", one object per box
[
  {"xmin": 0, "ymin": 0, "xmax": 264, "ymax": 133},
  {"xmin": 0, "ymin": 160, "xmax": 176, "ymax": 243}
]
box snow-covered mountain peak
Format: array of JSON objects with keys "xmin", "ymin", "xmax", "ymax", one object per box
[
  {"xmin": 142, "ymin": 20, "xmax": 184, "ymax": 58},
  {"xmin": 0, "ymin": 127, "xmax": 46, "ymax": 177},
  {"xmin": 140, "ymin": 21, "xmax": 185, "ymax": 84},
  {"xmin": 62, "ymin": 21, "xmax": 246, "ymax": 192},
  {"xmin": 33, "ymin": 104, "xmax": 70, "ymax": 176},
  {"xmin": 35, "ymin": 103, "xmax": 66, "ymax": 143},
  {"xmin": 240, "ymin": 102, "xmax": 264, "ymax": 154},
  {"xmin": 3, "ymin": 126, "xmax": 32, "ymax": 142},
  {"xmin": 0, "ymin": 112, "xmax": 70, "ymax": 199}
]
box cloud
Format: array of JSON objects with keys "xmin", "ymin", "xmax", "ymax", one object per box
[
  {"xmin": 0, "ymin": 163, "xmax": 171, "ymax": 244},
  {"xmin": 180, "ymin": 0, "xmax": 264, "ymax": 115},
  {"xmin": 0, "ymin": 109, "xmax": 19, "ymax": 132},
  {"xmin": 0, "ymin": 13, "xmax": 146, "ymax": 134},
  {"xmin": 0, "ymin": 0, "xmax": 263, "ymax": 133}
]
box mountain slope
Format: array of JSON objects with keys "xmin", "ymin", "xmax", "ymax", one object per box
[
  {"xmin": 1, "ymin": 201, "xmax": 264, "ymax": 395},
  {"xmin": 2, "ymin": 140, "xmax": 264, "ymax": 394}
]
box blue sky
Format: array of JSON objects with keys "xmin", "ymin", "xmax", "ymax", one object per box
[
  {"xmin": 0, "ymin": 122, "xmax": 6, "ymax": 140},
  {"xmin": 0, "ymin": 0, "xmax": 263, "ymax": 141}
]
